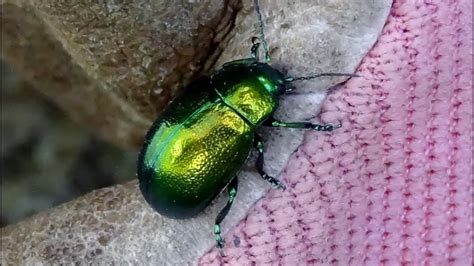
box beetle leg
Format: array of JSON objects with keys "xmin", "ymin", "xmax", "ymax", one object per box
[
  {"xmin": 284, "ymin": 72, "xmax": 359, "ymax": 82},
  {"xmin": 214, "ymin": 177, "xmax": 238, "ymax": 256},
  {"xmin": 253, "ymin": 134, "xmax": 286, "ymax": 190},
  {"xmin": 264, "ymin": 117, "xmax": 342, "ymax": 132},
  {"xmin": 222, "ymin": 58, "xmax": 258, "ymax": 69},
  {"xmin": 253, "ymin": 0, "xmax": 271, "ymax": 63},
  {"xmin": 250, "ymin": 41, "xmax": 261, "ymax": 60}
]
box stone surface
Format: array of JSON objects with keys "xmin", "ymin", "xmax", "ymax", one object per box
[
  {"xmin": 1, "ymin": 0, "xmax": 241, "ymax": 149},
  {"xmin": 0, "ymin": 0, "xmax": 392, "ymax": 264}
]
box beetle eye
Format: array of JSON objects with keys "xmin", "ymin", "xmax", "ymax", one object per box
[{"xmin": 277, "ymin": 84, "xmax": 287, "ymax": 94}]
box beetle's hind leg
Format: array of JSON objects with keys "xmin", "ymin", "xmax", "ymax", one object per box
[
  {"xmin": 214, "ymin": 177, "xmax": 238, "ymax": 256},
  {"xmin": 253, "ymin": 134, "xmax": 286, "ymax": 190}
]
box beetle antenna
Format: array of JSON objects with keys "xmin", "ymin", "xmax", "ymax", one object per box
[
  {"xmin": 254, "ymin": 0, "xmax": 271, "ymax": 63},
  {"xmin": 284, "ymin": 72, "xmax": 360, "ymax": 82}
]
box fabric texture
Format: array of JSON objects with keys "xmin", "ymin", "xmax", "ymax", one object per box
[{"xmin": 200, "ymin": 0, "xmax": 472, "ymax": 265}]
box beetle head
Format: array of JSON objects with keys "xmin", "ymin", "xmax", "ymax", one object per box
[{"xmin": 250, "ymin": 62, "xmax": 287, "ymax": 96}]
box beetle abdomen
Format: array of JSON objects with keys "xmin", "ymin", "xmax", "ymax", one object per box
[{"xmin": 138, "ymin": 102, "xmax": 253, "ymax": 218}]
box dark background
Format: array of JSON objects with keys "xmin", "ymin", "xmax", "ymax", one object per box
[{"xmin": 1, "ymin": 60, "xmax": 136, "ymax": 226}]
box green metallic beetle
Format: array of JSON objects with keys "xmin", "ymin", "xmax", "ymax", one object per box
[{"xmin": 137, "ymin": 0, "xmax": 356, "ymax": 254}]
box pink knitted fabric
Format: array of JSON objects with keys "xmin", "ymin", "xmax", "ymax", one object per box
[{"xmin": 200, "ymin": 0, "xmax": 472, "ymax": 265}]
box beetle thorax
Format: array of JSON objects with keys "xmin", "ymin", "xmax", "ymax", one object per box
[{"xmin": 213, "ymin": 63, "xmax": 285, "ymax": 126}]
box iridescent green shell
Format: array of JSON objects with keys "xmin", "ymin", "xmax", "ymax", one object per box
[{"xmin": 137, "ymin": 60, "xmax": 285, "ymax": 218}]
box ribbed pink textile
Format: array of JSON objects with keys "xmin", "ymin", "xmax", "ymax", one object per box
[{"xmin": 200, "ymin": 0, "xmax": 472, "ymax": 265}]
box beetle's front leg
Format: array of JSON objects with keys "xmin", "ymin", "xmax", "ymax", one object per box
[
  {"xmin": 250, "ymin": 41, "xmax": 260, "ymax": 60},
  {"xmin": 264, "ymin": 117, "xmax": 342, "ymax": 132},
  {"xmin": 253, "ymin": 134, "xmax": 286, "ymax": 190},
  {"xmin": 214, "ymin": 177, "xmax": 238, "ymax": 256}
]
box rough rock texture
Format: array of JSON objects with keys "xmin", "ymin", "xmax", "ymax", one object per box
[
  {"xmin": 0, "ymin": 0, "xmax": 392, "ymax": 264},
  {"xmin": 1, "ymin": 0, "xmax": 241, "ymax": 149},
  {"xmin": 0, "ymin": 177, "xmax": 273, "ymax": 264}
]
